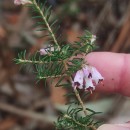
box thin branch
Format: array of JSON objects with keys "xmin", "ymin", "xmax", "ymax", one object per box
[
  {"xmin": 16, "ymin": 59, "xmax": 62, "ymax": 64},
  {"xmin": 33, "ymin": 0, "xmax": 61, "ymax": 50},
  {"xmin": 63, "ymin": 60, "xmax": 97, "ymax": 130},
  {"xmin": 73, "ymin": 89, "xmax": 87, "ymax": 115},
  {"xmin": 38, "ymin": 74, "xmax": 67, "ymax": 79},
  {"xmin": 63, "ymin": 60, "xmax": 88, "ymax": 116},
  {"xmin": 64, "ymin": 114, "xmax": 97, "ymax": 130}
]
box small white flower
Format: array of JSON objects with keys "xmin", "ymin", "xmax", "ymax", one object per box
[
  {"xmin": 82, "ymin": 66, "xmax": 90, "ymax": 77},
  {"xmin": 83, "ymin": 65, "xmax": 104, "ymax": 84},
  {"xmin": 40, "ymin": 49, "xmax": 48, "ymax": 55},
  {"xmin": 90, "ymin": 35, "xmax": 96, "ymax": 44},
  {"xmin": 91, "ymin": 67, "xmax": 104, "ymax": 85},
  {"xmin": 72, "ymin": 65, "xmax": 104, "ymax": 92},
  {"xmin": 40, "ymin": 47, "xmax": 54, "ymax": 55},
  {"xmin": 14, "ymin": 0, "xmax": 32, "ymax": 5},
  {"xmin": 84, "ymin": 78, "xmax": 95, "ymax": 90},
  {"xmin": 73, "ymin": 70, "xmax": 84, "ymax": 89}
]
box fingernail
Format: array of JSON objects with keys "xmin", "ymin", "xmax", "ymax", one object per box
[{"xmin": 97, "ymin": 124, "xmax": 130, "ymax": 130}]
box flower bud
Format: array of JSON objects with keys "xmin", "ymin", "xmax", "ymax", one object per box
[{"xmin": 14, "ymin": 0, "xmax": 32, "ymax": 5}]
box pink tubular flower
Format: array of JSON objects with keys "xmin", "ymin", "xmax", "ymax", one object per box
[
  {"xmin": 91, "ymin": 67, "xmax": 104, "ymax": 85},
  {"xmin": 72, "ymin": 65, "xmax": 104, "ymax": 92},
  {"xmin": 39, "ymin": 47, "xmax": 54, "ymax": 55},
  {"xmin": 40, "ymin": 48, "xmax": 48, "ymax": 55},
  {"xmin": 14, "ymin": 0, "xmax": 32, "ymax": 5},
  {"xmin": 84, "ymin": 78, "xmax": 95, "ymax": 90},
  {"xmin": 73, "ymin": 70, "xmax": 84, "ymax": 89}
]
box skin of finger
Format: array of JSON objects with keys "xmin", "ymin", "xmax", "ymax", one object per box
[
  {"xmin": 116, "ymin": 124, "xmax": 130, "ymax": 128},
  {"xmin": 97, "ymin": 124, "xmax": 130, "ymax": 130},
  {"xmin": 86, "ymin": 52, "xmax": 130, "ymax": 96}
]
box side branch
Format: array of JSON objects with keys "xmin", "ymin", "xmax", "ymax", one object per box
[
  {"xmin": 64, "ymin": 114, "xmax": 97, "ymax": 130},
  {"xmin": 15, "ymin": 59, "xmax": 62, "ymax": 64}
]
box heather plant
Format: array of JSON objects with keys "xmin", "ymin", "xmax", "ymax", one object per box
[{"xmin": 14, "ymin": 0, "xmax": 104, "ymax": 130}]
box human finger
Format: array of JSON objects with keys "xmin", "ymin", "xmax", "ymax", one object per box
[
  {"xmin": 97, "ymin": 124, "xmax": 130, "ymax": 130},
  {"xmin": 86, "ymin": 52, "xmax": 130, "ymax": 96}
]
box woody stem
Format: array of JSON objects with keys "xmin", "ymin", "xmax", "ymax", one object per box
[
  {"xmin": 63, "ymin": 61, "xmax": 97, "ymax": 130},
  {"xmin": 63, "ymin": 61, "xmax": 88, "ymax": 116},
  {"xmin": 73, "ymin": 88, "xmax": 87, "ymax": 116}
]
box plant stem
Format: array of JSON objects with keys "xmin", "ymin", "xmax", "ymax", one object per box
[
  {"xmin": 63, "ymin": 61, "xmax": 88, "ymax": 116},
  {"xmin": 64, "ymin": 114, "xmax": 96, "ymax": 130},
  {"xmin": 63, "ymin": 61, "xmax": 97, "ymax": 130},
  {"xmin": 73, "ymin": 89, "xmax": 87, "ymax": 115},
  {"xmin": 33, "ymin": 0, "xmax": 61, "ymax": 51},
  {"xmin": 31, "ymin": 1, "xmax": 96, "ymax": 129},
  {"xmin": 16, "ymin": 59, "xmax": 61, "ymax": 64},
  {"xmin": 38, "ymin": 74, "xmax": 67, "ymax": 79}
]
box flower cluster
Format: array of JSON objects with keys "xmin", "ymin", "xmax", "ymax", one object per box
[
  {"xmin": 72, "ymin": 65, "xmax": 104, "ymax": 91},
  {"xmin": 14, "ymin": 0, "xmax": 32, "ymax": 5}
]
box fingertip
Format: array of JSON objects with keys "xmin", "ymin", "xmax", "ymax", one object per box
[
  {"xmin": 97, "ymin": 124, "xmax": 130, "ymax": 130},
  {"xmin": 86, "ymin": 52, "xmax": 130, "ymax": 96}
]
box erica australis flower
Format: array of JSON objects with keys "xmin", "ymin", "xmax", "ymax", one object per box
[
  {"xmin": 73, "ymin": 65, "xmax": 104, "ymax": 92},
  {"xmin": 90, "ymin": 35, "xmax": 96, "ymax": 44},
  {"xmin": 40, "ymin": 47, "xmax": 54, "ymax": 55},
  {"xmin": 40, "ymin": 48, "xmax": 48, "ymax": 55},
  {"xmin": 72, "ymin": 70, "xmax": 84, "ymax": 90},
  {"xmin": 14, "ymin": 0, "xmax": 32, "ymax": 5}
]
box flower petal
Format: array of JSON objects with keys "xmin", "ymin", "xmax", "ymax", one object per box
[
  {"xmin": 91, "ymin": 67, "xmax": 104, "ymax": 85},
  {"xmin": 82, "ymin": 65, "xmax": 90, "ymax": 78},
  {"xmin": 40, "ymin": 46, "xmax": 55, "ymax": 55},
  {"xmin": 85, "ymin": 78, "xmax": 95, "ymax": 90},
  {"xmin": 40, "ymin": 49, "xmax": 48, "ymax": 55},
  {"xmin": 73, "ymin": 70, "xmax": 84, "ymax": 89}
]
